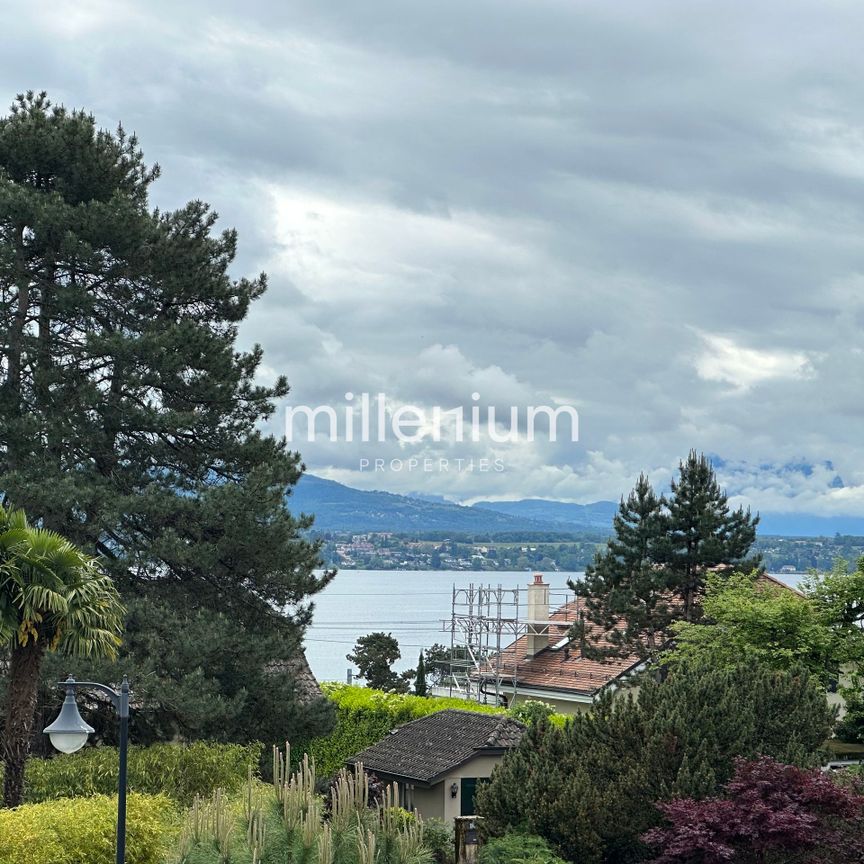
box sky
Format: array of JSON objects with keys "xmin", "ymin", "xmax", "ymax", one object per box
[{"xmin": 3, "ymin": 0, "xmax": 864, "ymax": 515}]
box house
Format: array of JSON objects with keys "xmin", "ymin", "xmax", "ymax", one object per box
[
  {"xmin": 478, "ymin": 572, "xmax": 817, "ymax": 717},
  {"xmin": 473, "ymin": 574, "xmax": 641, "ymax": 715},
  {"xmin": 346, "ymin": 709, "xmax": 525, "ymax": 820}
]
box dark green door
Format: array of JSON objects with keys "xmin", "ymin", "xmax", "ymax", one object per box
[{"xmin": 461, "ymin": 778, "xmax": 477, "ymax": 816}]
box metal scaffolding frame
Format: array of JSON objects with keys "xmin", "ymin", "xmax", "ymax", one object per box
[{"xmin": 442, "ymin": 582, "xmax": 578, "ymax": 705}]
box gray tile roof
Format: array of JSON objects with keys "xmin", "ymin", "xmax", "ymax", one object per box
[{"xmin": 346, "ymin": 709, "xmax": 526, "ymax": 785}]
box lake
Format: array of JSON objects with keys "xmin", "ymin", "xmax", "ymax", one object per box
[{"xmin": 304, "ymin": 569, "xmax": 801, "ymax": 684}]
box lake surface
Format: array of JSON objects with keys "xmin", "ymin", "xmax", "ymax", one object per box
[
  {"xmin": 304, "ymin": 569, "xmax": 801, "ymax": 684},
  {"xmin": 305, "ymin": 570, "xmax": 583, "ymax": 683}
]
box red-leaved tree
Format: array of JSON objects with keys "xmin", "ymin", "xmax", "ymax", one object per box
[{"xmin": 644, "ymin": 757, "xmax": 864, "ymax": 864}]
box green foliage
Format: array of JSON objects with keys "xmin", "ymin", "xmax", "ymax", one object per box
[
  {"xmin": 0, "ymin": 506, "xmax": 124, "ymax": 656},
  {"xmin": 40, "ymin": 599, "xmax": 335, "ymax": 748},
  {"xmin": 803, "ymin": 556, "xmax": 864, "ymax": 631},
  {"xmin": 414, "ymin": 653, "xmax": 428, "ymax": 697},
  {"xmin": 0, "ymin": 91, "xmax": 332, "ymax": 748},
  {"xmin": 174, "ymin": 747, "xmax": 434, "ymax": 864},
  {"xmin": 571, "ymin": 452, "xmax": 760, "ymax": 663},
  {"xmin": 508, "ymin": 700, "xmax": 556, "ymax": 727},
  {"xmin": 11, "ymin": 742, "xmax": 262, "ymax": 806},
  {"xmin": 666, "ymin": 572, "xmax": 841, "ymax": 683},
  {"xmin": 479, "ymin": 834, "xmax": 568, "ymax": 864},
  {"xmin": 0, "ymin": 505, "xmax": 125, "ymax": 806},
  {"xmin": 348, "ymin": 633, "xmax": 412, "ymax": 693},
  {"xmin": 836, "ymin": 690, "xmax": 864, "ymax": 745},
  {"xmin": 665, "ymin": 451, "xmax": 760, "ymax": 621},
  {"xmin": 423, "ymin": 644, "xmax": 469, "ymax": 687},
  {"xmin": 476, "ymin": 662, "xmax": 833, "ymax": 864},
  {"xmin": 570, "ymin": 474, "xmax": 672, "ymax": 663},
  {"xmin": 422, "ymin": 819, "xmax": 454, "ymax": 864},
  {"xmin": 0, "ymin": 792, "xmax": 177, "ymax": 864},
  {"xmin": 304, "ymin": 685, "xmax": 504, "ymax": 778}
]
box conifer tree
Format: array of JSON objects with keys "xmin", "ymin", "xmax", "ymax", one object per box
[
  {"xmin": 569, "ymin": 474, "xmax": 671, "ymax": 661},
  {"xmin": 571, "ymin": 453, "xmax": 760, "ymax": 661},
  {"xmin": 414, "ymin": 651, "xmax": 428, "ymax": 697},
  {"xmin": 0, "ymin": 92, "xmax": 334, "ymax": 743},
  {"xmin": 476, "ymin": 662, "xmax": 832, "ymax": 864},
  {"xmin": 667, "ymin": 451, "xmax": 760, "ymax": 621}
]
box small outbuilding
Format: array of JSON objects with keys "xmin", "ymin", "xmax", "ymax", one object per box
[{"xmin": 346, "ymin": 709, "xmax": 525, "ymax": 821}]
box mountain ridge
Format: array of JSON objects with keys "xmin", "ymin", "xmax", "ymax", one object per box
[{"xmin": 289, "ymin": 474, "xmax": 864, "ymax": 537}]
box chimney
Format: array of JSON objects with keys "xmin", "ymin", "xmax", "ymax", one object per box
[{"xmin": 525, "ymin": 573, "xmax": 549, "ymax": 657}]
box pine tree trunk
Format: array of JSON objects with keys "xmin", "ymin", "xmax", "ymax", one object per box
[{"xmin": 2, "ymin": 638, "xmax": 46, "ymax": 807}]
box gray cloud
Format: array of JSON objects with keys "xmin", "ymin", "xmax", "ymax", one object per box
[{"xmin": 3, "ymin": 0, "xmax": 864, "ymax": 514}]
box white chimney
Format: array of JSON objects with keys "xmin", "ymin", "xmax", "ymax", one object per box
[{"xmin": 525, "ymin": 573, "xmax": 549, "ymax": 657}]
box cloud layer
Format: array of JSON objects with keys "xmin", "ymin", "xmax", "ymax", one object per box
[{"xmin": 3, "ymin": 1, "xmax": 864, "ymax": 514}]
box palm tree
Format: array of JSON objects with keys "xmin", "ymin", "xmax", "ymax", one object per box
[{"xmin": 0, "ymin": 507, "xmax": 124, "ymax": 806}]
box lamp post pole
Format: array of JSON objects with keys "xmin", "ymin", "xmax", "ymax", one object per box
[
  {"xmin": 44, "ymin": 676, "xmax": 131, "ymax": 864},
  {"xmin": 116, "ymin": 677, "xmax": 130, "ymax": 864}
]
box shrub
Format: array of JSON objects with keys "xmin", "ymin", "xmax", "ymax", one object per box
[
  {"xmin": 19, "ymin": 741, "xmax": 262, "ymax": 806},
  {"xmin": 423, "ymin": 818, "xmax": 454, "ymax": 864},
  {"xmin": 508, "ymin": 700, "xmax": 556, "ymax": 727},
  {"xmin": 644, "ymin": 757, "xmax": 864, "ymax": 864},
  {"xmin": 174, "ymin": 747, "xmax": 433, "ymax": 864},
  {"xmin": 0, "ymin": 792, "xmax": 177, "ymax": 864},
  {"xmin": 477, "ymin": 662, "xmax": 834, "ymax": 864},
  {"xmin": 480, "ymin": 834, "xmax": 567, "ymax": 864}
]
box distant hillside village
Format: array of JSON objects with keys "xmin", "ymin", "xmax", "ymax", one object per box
[{"xmin": 319, "ymin": 530, "xmax": 864, "ymax": 572}]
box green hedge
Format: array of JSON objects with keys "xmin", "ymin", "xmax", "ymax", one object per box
[
  {"xmin": 480, "ymin": 834, "xmax": 568, "ymax": 864},
  {"xmin": 0, "ymin": 792, "xmax": 177, "ymax": 864},
  {"xmin": 305, "ymin": 684, "xmax": 506, "ymax": 777},
  {"xmin": 17, "ymin": 742, "xmax": 262, "ymax": 806}
]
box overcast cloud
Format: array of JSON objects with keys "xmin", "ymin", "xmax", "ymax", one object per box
[{"xmin": 4, "ymin": 0, "xmax": 864, "ymax": 514}]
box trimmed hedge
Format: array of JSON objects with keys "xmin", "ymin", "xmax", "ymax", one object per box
[
  {"xmin": 480, "ymin": 834, "xmax": 568, "ymax": 864},
  {"xmin": 0, "ymin": 792, "xmax": 177, "ymax": 864},
  {"xmin": 305, "ymin": 684, "xmax": 506, "ymax": 777},
  {"xmin": 17, "ymin": 742, "xmax": 262, "ymax": 806}
]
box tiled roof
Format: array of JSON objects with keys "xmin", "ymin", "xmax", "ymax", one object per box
[
  {"xmin": 267, "ymin": 650, "xmax": 323, "ymax": 704},
  {"xmin": 481, "ymin": 572, "xmax": 797, "ymax": 699},
  {"xmin": 481, "ymin": 596, "xmax": 640, "ymax": 697},
  {"xmin": 346, "ymin": 709, "xmax": 526, "ymax": 784}
]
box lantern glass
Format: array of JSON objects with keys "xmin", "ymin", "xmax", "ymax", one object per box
[{"xmin": 43, "ymin": 692, "xmax": 94, "ymax": 754}]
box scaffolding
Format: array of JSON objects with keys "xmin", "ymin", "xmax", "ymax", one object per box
[{"xmin": 442, "ymin": 582, "xmax": 579, "ymax": 706}]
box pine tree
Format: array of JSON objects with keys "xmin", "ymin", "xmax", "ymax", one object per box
[
  {"xmin": 667, "ymin": 451, "xmax": 760, "ymax": 621},
  {"xmin": 572, "ymin": 454, "xmax": 760, "ymax": 661},
  {"xmin": 476, "ymin": 662, "xmax": 833, "ymax": 864},
  {"xmin": 569, "ymin": 474, "xmax": 671, "ymax": 661},
  {"xmin": 0, "ymin": 92, "xmax": 334, "ymax": 743},
  {"xmin": 414, "ymin": 651, "xmax": 428, "ymax": 697}
]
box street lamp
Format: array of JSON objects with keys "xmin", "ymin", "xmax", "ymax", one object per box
[{"xmin": 43, "ymin": 675, "xmax": 131, "ymax": 864}]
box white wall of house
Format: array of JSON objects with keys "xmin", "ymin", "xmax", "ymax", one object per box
[{"xmin": 506, "ymin": 689, "xmax": 593, "ymax": 716}]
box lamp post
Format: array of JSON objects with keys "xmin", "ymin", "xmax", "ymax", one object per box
[{"xmin": 43, "ymin": 676, "xmax": 131, "ymax": 864}]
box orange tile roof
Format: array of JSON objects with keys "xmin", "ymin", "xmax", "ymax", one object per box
[
  {"xmin": 477, "ymin": 596, "xmax": 640, "ymax": 698},
  {"xmin": 477, "ymin": 572, "xmax": 797, "ymax": 699}
]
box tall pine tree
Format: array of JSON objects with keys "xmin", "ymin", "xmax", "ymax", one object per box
[
  {"xmin": 571, "ymin": 453, "xmax": 760, "ymax": 662},
  {"xmin": 569, "ymin": 474, "xmax": 672, "ymax": 662},
  {"xmin": 0, "ymin": 92, "xmax": 334, "ymax": 745},
  {"xmin": 667, "ymin": 451, "xmax": 760, "ymax": 622}
]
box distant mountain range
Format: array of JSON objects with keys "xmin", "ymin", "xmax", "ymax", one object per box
[
  {"xmin": 287, "ymin": 474, "xmax": 864, "ymax": 537},
  {"xmin": 286, "ymin": 475, "xmax": 569, "ymax": 534},
  {"xmin": 473, "ymin": 498, "xmax": 618, "ymax": 529}
]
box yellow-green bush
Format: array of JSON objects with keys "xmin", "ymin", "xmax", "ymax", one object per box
[
  {"xmin": 0, "ymin": 792, "xmax": 177, "ymax": 864},
  {"xmin": 16, "ymin": 742, "xmax": 262, "ymax": 806}
]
